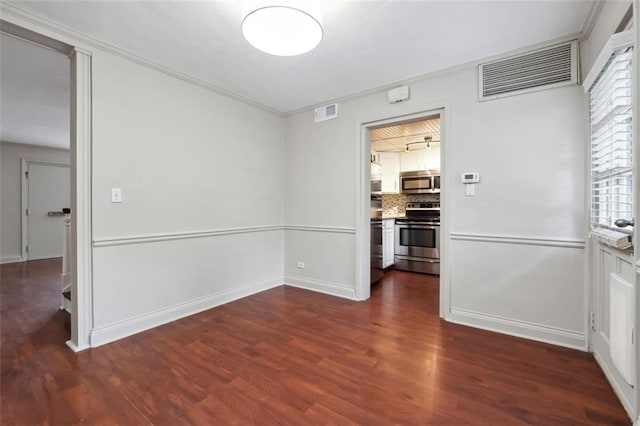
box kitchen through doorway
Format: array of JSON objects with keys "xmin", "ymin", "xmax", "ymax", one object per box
[{"xmin": 368, "ymin": 111, "xmax": 443, "ymax": 312}]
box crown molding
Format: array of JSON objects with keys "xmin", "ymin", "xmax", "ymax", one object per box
[
  {"xmin": 285, "ymin": 31, "xmax": 582, "ymax": 117},
  {"xmin": 0, "ymin": 1, "xmax": 284, "ymax": 117},
  {"xmin": 579, "ymin": 0, "xmax": 605, "ymax": 42},
  {"xmin": 1, "ymin": 0, "xmax": 599, "ymax": 118}
]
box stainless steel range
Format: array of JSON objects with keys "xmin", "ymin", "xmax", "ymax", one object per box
[{"xmin": 394, "ymin": 201, "xmax": 440, "ymax": 275}]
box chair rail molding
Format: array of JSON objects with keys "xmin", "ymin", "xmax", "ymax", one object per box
[
  {"xmin": 450, "ymin": 232, "xmax": 586, "ymax": 249},
  {"xmin": 93, "ymin": 225, "xmax": 284, "ymax": 247}
]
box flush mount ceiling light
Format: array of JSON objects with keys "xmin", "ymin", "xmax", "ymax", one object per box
[{"xmin": 241, "ymin": 1, "xmax": 323, "ymax": 56}]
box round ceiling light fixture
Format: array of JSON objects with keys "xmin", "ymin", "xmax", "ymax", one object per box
[{"xmin": 241, "ymin": 1, "xmax": 323, "ymax": 56}]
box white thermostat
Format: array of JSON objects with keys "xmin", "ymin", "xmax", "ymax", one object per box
[{"xmin": 461, "ymin": 172, "xmax": 480, "ymax": 184}]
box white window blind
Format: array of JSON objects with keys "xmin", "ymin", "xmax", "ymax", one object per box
[{"xmin": 589, "ymin": 47, "xmax": 633, "ymax": 233}]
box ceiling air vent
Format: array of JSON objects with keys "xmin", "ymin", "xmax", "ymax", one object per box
[
  {"xmin": 314, "ymin": 103, "xmax": 338, "ymax": 122},
  {"xmin": 479, "ymin": 40, "xmax": 579, "ymax": 101}
]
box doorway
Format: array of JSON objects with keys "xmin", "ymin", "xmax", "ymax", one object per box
[
  {"xmin": 22, "ymin": 161, "xmax": 71, "ymax": 261},
  {"xmin": 357, "ymin": 108, "xmax": 450, "ymax": 318},
  {"xmin": 1, "ymin": 18, "xmax": 93, "ymax": 351}
]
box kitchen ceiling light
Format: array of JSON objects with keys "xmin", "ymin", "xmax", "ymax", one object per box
[{"xmin": 242, "ymin": 2, "xmax": 323, "ymax": 56}]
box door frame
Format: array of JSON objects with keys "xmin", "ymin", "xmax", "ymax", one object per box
[
  {"xmin": 1, "ymin": 11, "xmax": 94, "ymax": 352},
  {"xmin": 355, "ymin": 105, "xmax": 452, "ymax": 319},
  {"xmin": 20, "ymin": 159, "xmax": 71, "ymax": 261}
]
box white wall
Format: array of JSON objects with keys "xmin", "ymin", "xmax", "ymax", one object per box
[
  {"xmin": 0, "ymin": 141, "xmax": 70, "ymax": 262},
  {"xmin": 89, "ymin": 51, "xmax": 286, "ymax": 346},
  {"xmin": 285, "ymin": 64, "xmax": 587, "ymax": 348}
]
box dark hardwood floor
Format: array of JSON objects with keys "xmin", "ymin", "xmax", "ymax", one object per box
[{"xmin": 1, "ymin": 259, "xmax": 630, "ymax": 425}]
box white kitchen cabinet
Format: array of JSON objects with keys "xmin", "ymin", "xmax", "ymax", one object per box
[
  {"xmin": 379, "ymin": 152, "xmax": 400, "ymax": 193},
  {"xmin": 400, "ymin": 147, "xmax": 441, "ymax": 171},
  {"xmin": 424, "ymin": 146, "xmax": 440, "ymax": 170},
  {"xmin": 400, "ymin": 150, "xmax": 419, "ymax": 172},
  {"xmin": 383, "ymin": 219, "xmax": 395, "ymax": 268}
]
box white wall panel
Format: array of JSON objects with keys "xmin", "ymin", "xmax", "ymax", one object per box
[
  {"xmin": 450, "ymin": 239, "xmax": 584, "ymax": 336},
  {"xmin": 89, "ymin": 50, "xmax": 285, "ymax": 344},
  {"xmin": 92, "ymin": 229, "xmax": 284, "ymax": 344},
  {"xmin": 284, "ymin": 229, "xmax": 355, "ymax": 298},
  {"xmin": 92, "ymin": 52, "xmax": 285, "ymax": 239}
]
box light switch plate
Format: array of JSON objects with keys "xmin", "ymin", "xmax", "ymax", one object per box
[{"xmin": 111, "ymin": 188, "xmax": 122, "ymax": 203}]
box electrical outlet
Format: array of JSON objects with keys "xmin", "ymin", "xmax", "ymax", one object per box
[
  {"xmin": 111, "ymin": 188, "xmax": 122, "ymax": 203},
  {"xmin": 296, "ymin": 262, "xmax": 305, "ymax": 269}
]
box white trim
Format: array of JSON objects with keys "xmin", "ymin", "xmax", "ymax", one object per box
[
  {"xmin": 93, "ymin": 225, "xmax": 284, "ymax": 247},
  {"xmin": 0, "ymin": 1, "xmax": 282, "ymax": 116},
  {"xmin": 439, "ymin": 105, "xmax": 452, "ymax": 319},
  {"xmin": 355, "ymin": 121, "xmax": 369, "ymax": 301},
  {"xmin": 450, "ymin": 232, "xmax": 586, "ymax": 249},
  {"xmin": 287, "ymin": 34, "xmax": 582, "ymax": 116},
  {"xmin": 579, "ymin": 1, "xmax": 605, "ymax": 42},
  {"xmin": 69, "ymin": 48, "xmax": 93, "ymax": 351},
  {"xmin": 0, "ymin": 1, "xmax": 593, "ymax": 118},
  {"xmin": 0, "ymin": 256, "xmax": 23, "ymax": 264},
  {"xmin": 24, "ymin": 255, "xmax": 62, "ymax": 261},
  {"xmin": 90, "ymin": 277, "xmax": 283, "ymax": 347},
  {"xmin": 93, "ymin": 225, "xmax": 354, "ymax": 247},
  {"xmin": 284, "ymin": 274, "xmax": 357, "ymax": 300},
  {"xmin": 65, "ymin": 340, "xmax": 88, "ymax": 353},
  {"xmin": 448, "ymin": 308, "xmax": 587, "ymax": 351},
  {"xmin": 594, "ymin": 351, "xmax": 635, "ymax": 420},
  {"xmin": 21, "ymin": 159, "xmax": 27, "ymax": 261},
  {"xmin": 583, "ymin": 30, "xmax": 634, "ymax": 92},
  {"xmin": 20, "ymin": 160, "xmax": 71, "ymax": 261},
  {"xmin": 284, "ymin": 225, "xmax": 355, "ymax": 234}
]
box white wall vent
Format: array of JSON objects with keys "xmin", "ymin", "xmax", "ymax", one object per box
[
  {"xmin": 479, "ymin": 40, "xmax": 579, "ymax": 101},
  {"xmin": 314, "ymin": 103, "xmax": 338, "ymax": 122}
]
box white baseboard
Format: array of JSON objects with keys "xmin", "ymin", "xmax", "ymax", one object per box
[
  {"xmin": 284, "ymin": 274, "xmax": 357, "ymax": 300},
  {"xmin": 65, "ymin": 340, "xmax": 89, "ymax": 353},
  {"xmin": 90, "ymin": 277, "xmax": 283, "ymax": 347},
  {"xmin": 594, "ymin": 351, "xmax": 635, "ymax": 421},
  {"xmin": 448, "ymin": 308, "xmax": 586, "ymax": 351},
  {"xmin": 0, "ymin": 256, "xmax": 23, "ymax": 264}
]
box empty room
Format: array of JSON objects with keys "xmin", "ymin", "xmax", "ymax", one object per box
[{"xmin": 1, "ymin": 0, "xmax": 639, "ymax": 424}]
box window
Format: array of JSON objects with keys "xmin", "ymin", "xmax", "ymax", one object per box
[{"xmin": 589, "ymin": 45, "xmax": 633, "ymax": 233}]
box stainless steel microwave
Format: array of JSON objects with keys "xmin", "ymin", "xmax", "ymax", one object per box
[{"xmin": 399, "ymin": 170, "xmax": 440, "ymax": 194}]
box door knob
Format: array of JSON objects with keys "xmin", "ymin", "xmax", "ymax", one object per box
[{"xmin": 614, "ymin": 218, "xmax": 634, "ymax": 228}]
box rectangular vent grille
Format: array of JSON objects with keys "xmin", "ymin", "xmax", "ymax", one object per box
[
  {"xmin": 314, "ymin": 103, "xmax": 338, "ymax": 122},
  {"xmin": 479, "ymin": 41, "xmax": 578, "ymax": 101}
]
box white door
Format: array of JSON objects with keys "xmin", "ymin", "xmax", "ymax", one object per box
[{"xmin": 26, "ymin": 162, "xmax": 70, "ymax": 260}]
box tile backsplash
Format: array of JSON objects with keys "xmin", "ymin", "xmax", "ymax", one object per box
[
  {"xmin": 382, "ymin": 193, "xmax": 439, "ymax": 218},
  {"xmin": 382, "ymin": 194, "xmax": 408, "ymax": 217}
]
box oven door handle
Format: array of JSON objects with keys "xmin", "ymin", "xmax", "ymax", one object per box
[
  {"xmin": 394, "ymin": 254, "xmax": 439, "ymax": 262},
  {"xmin": 396, "ymin": 223, "xmax": 440, "ymax": 227}
]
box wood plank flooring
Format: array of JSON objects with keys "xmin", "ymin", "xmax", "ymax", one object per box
[{"xmin": 1, "ymin": 259, "xmax": 631, "ymax": 425}]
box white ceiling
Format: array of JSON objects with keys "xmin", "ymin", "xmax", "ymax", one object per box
[
  {"xmin": 371, "ymin": 116, "xmax": 441, "ymax": 153},
  {"xmin": 10, "ymin": 0, "xmax": 595, "ymax": 115},
  {"xmin": 1, "ymin": 33, "xmax": 70, "ymax": 149}
]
